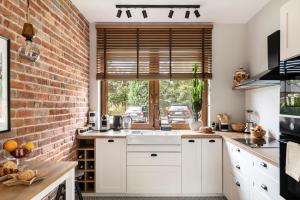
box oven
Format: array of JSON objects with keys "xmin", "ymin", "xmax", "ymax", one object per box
[{"xmin": 280, "ymin": 57, "xmax": 300, "ymax": 199}]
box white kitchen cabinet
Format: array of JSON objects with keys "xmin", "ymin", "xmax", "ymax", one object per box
[
  {"xmin": 280, "ymin": 0, "xmax": 300, "ymax": 60},
  {"xmin": 233, "ymin": 174, "xmax": 250, "ymax": 200},
  {"xmin": 182, "ymin": 139, "xmax": 202, "ymax": 193},
  {"xmin": 96, "ymin": 138, "xmax": 126, "ymax": 193},
  {"xmin": 127, "ymin": 165, "xmax": 181, "ymax": 193},
  {"xmin": 202, "ymin": 138, "xmax": 223, "ymax": 194}
]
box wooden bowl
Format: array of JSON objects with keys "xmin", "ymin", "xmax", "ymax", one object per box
[
  {"xmin": 231, "ymin": 123, "xmax": 245, "ymax": 132},
  {"xmin": 250, "ymin": 129, "xmax": 266, "ymax": 139}
]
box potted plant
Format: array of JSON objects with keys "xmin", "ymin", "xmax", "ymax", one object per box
[{"xmin": 189, "ymin": 64, "xmax": 205, "ymax": 131}]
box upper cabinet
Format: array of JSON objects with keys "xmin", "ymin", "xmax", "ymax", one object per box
[{"xmin": 281, "ymin": 0, "xmax": 300, "ymax": 60}]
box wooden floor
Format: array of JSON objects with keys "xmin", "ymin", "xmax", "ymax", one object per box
[{"xmin": 83, "ymin": 197, "xmax": 226, "ymax": 200}]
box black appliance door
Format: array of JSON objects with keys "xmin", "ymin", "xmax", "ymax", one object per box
[{"xmin": 279, "ymin": 135, "xmax": 300, "ymax": 199}]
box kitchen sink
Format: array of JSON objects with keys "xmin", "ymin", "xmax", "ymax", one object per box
[{"xmin": 127, "ymin": 130, "xmax": 181, "ymax": 145}]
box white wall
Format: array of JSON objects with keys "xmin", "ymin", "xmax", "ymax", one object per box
[
  {"xmin": 245, "ymin": 0, "xmax": 288, "ymax": 138},
  {"xmin": 89, "ymin": 23, "xmax": 100, "ymax": 130},
  {"xmin": 210, "ymin": 23, "xmax": 247, "ymax": 124}
]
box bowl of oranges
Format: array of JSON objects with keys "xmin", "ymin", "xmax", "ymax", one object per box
[{"xmin": 3, "ymin": 140, "xmax": 34, "ymax": 165}]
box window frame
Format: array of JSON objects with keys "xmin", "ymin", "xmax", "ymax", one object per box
[{"xmin": 100, "ymin": 80, "xmax": 208, "ymax": 130}]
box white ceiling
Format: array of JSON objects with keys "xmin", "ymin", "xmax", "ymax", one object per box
[{"xmin": 71, "ymin": 0, "xmax": 271, "ymax": 24}]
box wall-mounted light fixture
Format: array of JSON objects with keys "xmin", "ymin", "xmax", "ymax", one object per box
[
  {"xmin": 115, "ymin": 5, "xmax": 201, "ymax": 19},
  {"xmin": 18, "ymin": 0, "xmax": 40, "ymax": 62}
]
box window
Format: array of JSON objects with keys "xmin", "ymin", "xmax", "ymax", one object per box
[
  {"xmin": 107, "ymin": 80, "xmax": 149, "ymax": 124},
  {"xmin": 101, "ymin": 80, "xmax": 208, "ymax": 129},
  {"xmin": 160, "ymin": 80, "xmax": 193, "ymax": 124}
]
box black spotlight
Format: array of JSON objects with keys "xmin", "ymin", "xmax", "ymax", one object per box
[
  {"xmin": 142, "ymin": 9, "xmax": 148, "ymax": 18},
  {"xmin": 126, "ymin": 9, "xmax": 132, "ymax": 18},
  {"xmin": 194, "ymin": 9, "xmax": 200, "ymax": 18},
  {"xmin": 185, "ymin": 10, "xmax": 190, "ymax": 19},
  {"xmin": 168, "ymin": 10, "xmax": 174, "ymax": 18},
  {"xmin": 116, "ymin": 9, "xmax": 122, "ymax": 18}
]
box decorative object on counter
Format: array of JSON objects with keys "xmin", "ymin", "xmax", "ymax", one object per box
[
  {"xmin": 217, "ymin": 113, "xmax": 230, "ymax": 132},
  {"xmin": 3, "ymin": 169, "xmax": 44, "ymax": 186},
  {"xmin": 0, "ymin": 36, "xmax": 10, "ymax": 133},
  {"xmin": 251, "ymin": 125, "xmax": 266, "ymax": 139},
  {"xmin": 3, "ymin": 140, "xmax": 34, "ymax": 166},
  {"xmin": 122, "ymin": 115, "xmax": 132, "ymax": 129},
  {"xmin": 0, "ymin": 160, "xmax": 18, "ymax": 182},
  {"xmin": 198, "ymin": 126, "xmax": 214, "ymax": 134},
  {"xmin": 233, "ymin": 66, "xmax": 249, "ymax": 87},
  {"xmin": 77, "ymin": 126, "xmax": 92, "ymax": 135},
  {"xmin": 18, "ymin": 0, "xmax": 40, "ymax": 62},
  {"xmin": 231, "ymin": 122, "xmax": 245, "ymax": 132},
  {"xmin": 245, "ymin": 109, "xmax": 255, "ymax": 133},
  {"xmin": 189, "ymin": 64, "xmax": 205, "ymax": 131}
]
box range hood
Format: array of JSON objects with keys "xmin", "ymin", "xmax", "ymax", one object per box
[{"xmin": 236, "ymin": 31, "xmax": 281, "ymax": 89}]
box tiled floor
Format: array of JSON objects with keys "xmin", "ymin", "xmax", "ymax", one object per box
[{"xmin": 83, "ymin": 197, "xmax": 226, "ymax": 200}]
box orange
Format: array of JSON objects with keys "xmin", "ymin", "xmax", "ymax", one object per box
[
  {"xmin": 24, "ymin": 142, "xmax": 34, "ymax": 151},
  {"xmin": 3, "ymin": 140, "xmax": 18, "ymax": 152}
]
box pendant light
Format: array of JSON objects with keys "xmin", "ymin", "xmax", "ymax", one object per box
[{"xmin": 18, "ymin": 0, "xmax": 40, "ymax": 62}]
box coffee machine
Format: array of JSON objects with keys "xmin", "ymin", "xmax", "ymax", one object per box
[{"xmin": 100, "ymin": 115, "xmax": 110, "ymax": 132}]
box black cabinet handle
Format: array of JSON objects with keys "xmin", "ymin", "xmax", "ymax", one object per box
[
  {"xmin": 188, "ymin": 140, "xmax": 195, "ymax": 143},
  {"xmin": 236, "ymin": 148, "xmax": 240, "ymax": 152},
  {"xmin": 209, "ymin": 140, "xmax": 215, "ymax": 143},
  {"xmin": 151, "ymin": 153, "xmax": 157, "ymax": 157},
  {"xmin": 260, "ymin": 162, "xmax": 267, "ymax": 168},
  {"xmin": 236, "ymin": 182, "xmax": 240, "ymax": 187},
  {"xmin": 261, "ymin": 184, "xmax": 268, "ymax": 191},
  {"xmin": 108, "ymin": 139, "xmax": 114, "ymax": 143},
  {"xmin": 236, "ymin": 165, "xmax": 240, "ymax": 170}
]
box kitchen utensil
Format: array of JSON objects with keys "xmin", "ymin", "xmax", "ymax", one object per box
[
  {"xmin": 122, "ymin": 115, "xmax": 132, "ymax": 129},
  {"xmin": 112, "ymin": 115, "xmax": 123, "ymax": 131}
]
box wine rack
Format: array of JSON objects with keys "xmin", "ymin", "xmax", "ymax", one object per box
[{"xmin": 77, "ymin": 139, "xmax": 95, "ymax": 193}]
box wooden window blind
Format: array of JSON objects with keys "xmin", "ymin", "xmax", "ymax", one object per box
[{"xmin": 96, "ymin": 23, "xmax": 213, "ymax": 80}]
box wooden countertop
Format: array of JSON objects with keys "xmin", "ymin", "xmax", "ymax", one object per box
[
  {"xmin": 0, "ymin": 161, "xmax": 77, "ymax": 200},
  {"xmin": 77, "ymin": 130, "xmax": 279, "ymax": 167}
]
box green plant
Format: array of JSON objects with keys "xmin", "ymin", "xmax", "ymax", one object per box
[{"xmin": 191, "ymin": 64, "xmax": 205, "ymax": 121}]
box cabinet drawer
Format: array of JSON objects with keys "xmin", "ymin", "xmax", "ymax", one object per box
[
  {"xmin": 127, "ymin": 152, "xmax": 181, "ymax": 166},
  {"xmin": 233, "ymin": 174, "xmax": 250, "ymax": 200},
  {"xmin": 231, "ymin": 156, "xmax": 250, "ymax": 177},
  {"xmin": 252, "ymin": 156, "xmax": 279, "ymax": 182},
  {"xmin": 127, "ymin": 166, "xmax": 181, "ymax": 193},
  {"xmin": 253, "ymin": 171, "xmax": 280, "ymax": 200}
]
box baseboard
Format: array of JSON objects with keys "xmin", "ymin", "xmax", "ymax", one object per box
[{"xmin": 83, "ymin": 193, "xmax": 224, "ymax": 197}]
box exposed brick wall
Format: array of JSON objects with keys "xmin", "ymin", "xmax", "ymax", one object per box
[{"xmin": 0, "ymin": 0, "xmax": 89, "ymax": 161}]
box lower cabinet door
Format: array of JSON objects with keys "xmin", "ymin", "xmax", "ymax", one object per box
[
  {"xmin": 202, "ymin": 138, "xmax": 223, "ymax": 193},
  {"xmin": 223, "ymin": 169, "xmax": 234, "ymax": 200},
  {"xmin": 251, "ymin": 185, "xmax": 272, "ymax": 200},
  {"xmin": 182, "ymin": 139, "xmax": 202, "ymax": 193},
  {"xmin": 95, "ymin": 138, "xmax": 126, "ymax": 193},
  {"xmin": 127, "ymin": 166, "xmax": 181, "ymax": 194}
]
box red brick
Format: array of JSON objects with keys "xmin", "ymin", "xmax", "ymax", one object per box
[{"xmin": 0, "ymin": 0, "xmax": 89, "ymax": 162}]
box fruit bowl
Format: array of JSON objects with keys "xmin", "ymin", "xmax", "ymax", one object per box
[
  {"xmin": 231, "ymin": 123, "xmax": 245, "ymax": 132},
  {"xmin": 3, "ymin": 140, "xmax": 34, "ymax": 165}
]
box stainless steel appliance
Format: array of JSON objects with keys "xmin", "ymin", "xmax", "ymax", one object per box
[
  {"xmin": 233, "ymin": 137, "xmax": 279, "ymax": 148},
  {"xmin": 100, "ymin": 115, "xmax": 110, "ymax": 132},
  {"xmin": 112, "ymin": 115, "xmax": 123, "ymax": 131},
  {"xmin": 279, "ymin": 57, "xmax": 300, "ymax": 199}
]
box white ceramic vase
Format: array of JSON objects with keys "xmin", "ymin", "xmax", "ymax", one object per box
[{"xmin": 189, "ymin": 120, "xmax": 202, "ymax": 131}]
